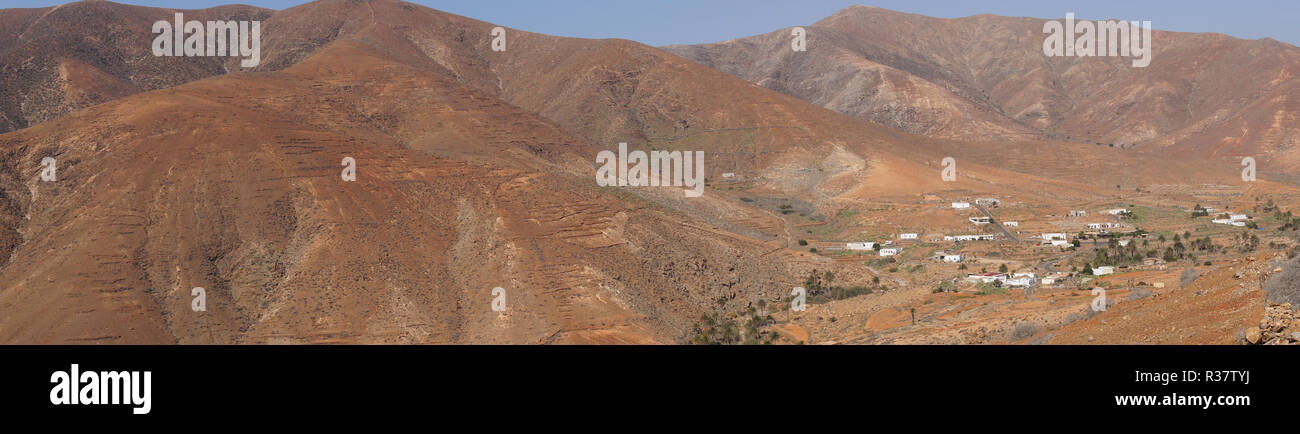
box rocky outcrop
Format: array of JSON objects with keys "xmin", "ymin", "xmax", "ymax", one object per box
[{"xmin": 1243, "ymin": 303, "xmax": 1299, "ymax": 345}]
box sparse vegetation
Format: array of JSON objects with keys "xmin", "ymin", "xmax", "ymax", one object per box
[
  {"xmin": 799, "ymin": 270, "xmax": 876, "ymax": 304},
  {"xmin": 976, "ymin": 281, "xmax": 1006, "ymax": 295},
  {"xmin": 1265, "ymin": 257, "xmax": 1300, "ymax": 308},
  {"xmin": 1010, "ymin": 322, "xmax": 1041, "ymax": 341},
  {"xmin": 689, "ymin": 302, "xmax": 778, "ymax": 345}
]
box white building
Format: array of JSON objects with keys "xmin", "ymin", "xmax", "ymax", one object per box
[
  {"xmin": 975, "ymin": 198, "xmax": 1000, "ymax": 206},
  {"xmin": 721, "ymin": 172, "xmax": 735, "ymax": 178},
  {"xmin": 878, "ymin": 248, "xmax": 901, "ymax": 257},
  {"xmin": 952, "ymin": 202, "xmax": 971, "ymax": 209},
  {"xmin": 1108, "ymin": 208, "xmax": 1128, "ymax": 215},
  {"xmin": 1118, "ymin": 240, "xmax": 1131, "ymax": 247},
  {"xmin": 969, "ymin": 216, "xmax": 991, "ymax": 225},
  {"xmin": 1041, "ymin": 272, "xmax": 1070, "ymax": 286},
  {"xmin": 899, "ymin": 233, "xmax": 919, "ymax": 240},
  {"xmin": 1050, "ymin": 239, "xmax": 1071, "ymax": 247},
  {"xmin": 1069, "ymin": 210, "xmax": 1087, "ymax": 217},
  {"xmin": 1003, "ymin": 221, "xmax": 1019, "ymax": 227},
  {"xmin": 965, "ymin": 273, "xmax": 1005, "ymax": 284},
  {"xmin": 932, "ymin": 252, "xmax": 963, "ymax": 263},
  {"xmin": 1004, "ymin": 273, "xmax": 1037, "ymax": 288},
  {"xmin": 1213, "ymin": 219, "xmax": 1247, "ymax": 227},
  {"xmin": 845, "ymin": 242, "xmax": 876, "ymax": 251},
  {"xmin": 945, "ymin": 234, "xmax": 995, "ymax": 242},
  {"xmin": 1230, "ymin": 214, "xmax": 1249, "ymax": 221},
  {"xmin": 1093, "ymin": 266, "xmax": 1115, "ymax": 276},
  {"xmin": 1041, "ymin": 233, "xmax": 1068, "ymax": 241}
]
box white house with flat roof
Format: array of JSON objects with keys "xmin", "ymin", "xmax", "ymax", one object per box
[
  {"xmin": 952, "ymin": 202, "xmax": 971, "ymax": 209},
  {"xmin": 932, "ymin": 252, "xmax": 963, "ymax": 263},
  {"xmin": 1004, "ymin": 273, "xmax": 1037, "ymax": 288},
  {"xmin": 945, "ymin": 234, "xmax": 995, "ymax": 241},
  {"xmin": 1041, "ymin": 233, "xmax": 1067, "ymax": 241},
  {"xmin": 879, "ymin": 248, "xmax": 901, "ymax": 257},
  {"xmin": 845, "ymin": 242, "xmax": 876, "ymax": 251},
  {"xmin": 899, "ymin": 233, "xmax": 919, "ymax": 240}
]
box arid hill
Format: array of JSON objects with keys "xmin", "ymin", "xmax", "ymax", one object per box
[
  {"xmin": 664, "ymin": 6, "xmax": 1300, "ymax": 172},
  {"xmin": 0, "ymin": 0, "xmax": 271, "ymax": 133},
  {"xmin": 0, "ymin": 37, "xmax": 848, "ymax": 344}
]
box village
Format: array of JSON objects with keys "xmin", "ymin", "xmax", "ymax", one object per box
[{"xmin": 786, "ymin": 189, "xmax": 1293, "ymax": 302}]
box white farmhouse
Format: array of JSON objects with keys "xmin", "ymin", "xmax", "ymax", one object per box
[
  {"xmin": 1003, "ymin": 221, "xmax": 1019, "ymax": 227},
  {"xmin": 1041, "ymin": 233, "xmax": 1068, "ymax": 241},
  {"xmin": 1004, "ymin": 273, "xmax": 1037, "ymax": 288},
  {"xmin": 952, "ymin": 202, "xmax": 971, "ymax": 209},
  {"xmin": 932, "ymin": 252, "xmax": 963, "ymax": 263},
  {"xmin": 842, "ymin": 240, "xmax": 873, "ymax": 250},
  {"xmin": 899, "ymin": 233, "xmax": 919, "ymax": 240},
  {"xmin": 964, "ymin": 273, "xmax": 1005, "ymax": 284},
  {"xmin": 1093, "ymin": 266, "xmax": 1115, "ymax": 276},
  {"xmin": 945, "ymin": 234, "xmax": 995, "ymax": 242},
  {"xmin": 878, "ymin": 248, "xmax": 901, "ymax": 257}
]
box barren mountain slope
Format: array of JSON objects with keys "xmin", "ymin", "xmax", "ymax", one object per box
[
  {"xmin": 2, "ymin": 1, "xmax": 1247, "ymax": 199},
  {"xmin": 259, "ymin": 1, "xmax": 1246, "ymax": 204},
  {"xmin": 0, "ymin": 0, "xmax": 272, "ymax": 134},
  {"xmin": 665, "ymin": 6, "xmax": 1300, "ymax": 172},
  {"xmin": 0, "ymin": 40, "xmax": 843, "ymax": 344}
]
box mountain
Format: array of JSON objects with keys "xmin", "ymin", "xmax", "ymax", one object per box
[
  {"xmin": 0, "ymin": 35, "xmax": 844, "ymax": 343},
  {"xmin": 0, "ymin": 0, "xmax": 927, "ymax": 344},
  {"xmin": 0, "ymin": 1, "xmax": 1278, "ymax": 345},
  {"xmin": 664, "ymin": 6, "xmax": 1300, "ymax": 171},
  {"xmin": 0, "ymin": 0, "xmax": 272, "ymax": 133}
]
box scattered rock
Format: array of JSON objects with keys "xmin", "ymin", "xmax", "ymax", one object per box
[
  {"xmin": 1245, "ymin": 302, "xmax": 1300, "ymax": 345},
  {"xmin": 1245, "ymin": 327, "xmax": 1262, "ymax": 344}
]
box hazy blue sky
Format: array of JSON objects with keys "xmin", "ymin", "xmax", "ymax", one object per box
[{"xmin": 11, "ymin": 0, "xmax": 1300, "ymax": 46}]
